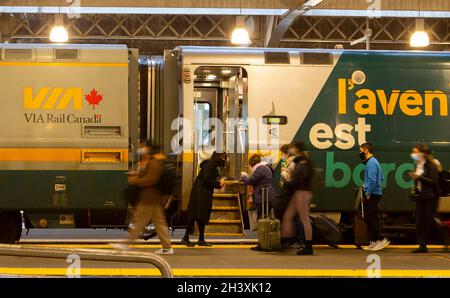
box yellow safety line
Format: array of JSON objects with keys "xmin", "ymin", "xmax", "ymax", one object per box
[
  {"xmin": 18, "ymin": 244, "xmax": 447, "ymax": 250},
  {"xmin": 0, "ymin": 62, "xmax": 127, "ymax": 67},
  {"xmin": 0, "ymin": 268, "xmax": 449, "ymax": 277}
]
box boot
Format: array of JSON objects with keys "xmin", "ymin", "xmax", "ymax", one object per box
[
  {"xmin": 411, "ymin": 245, "xmax": 428, "ymax": 253},
  {"xmin": 297, "ymin": 240, "xmax": 313, "ymax": 255},
  {"xmin": 181, "ymin": 237, "xmax": 195, "ymax": 247}
]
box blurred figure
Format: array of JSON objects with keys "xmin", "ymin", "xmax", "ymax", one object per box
[
  {"xmin": 240, "ymin": 154, "xmax": 276, "ymax": 220},
  {"xmin": 182, "ymin": 151, "xmax": 227, "ymax": 247},
  {"xmin": 359, "ymin": 143, "xmax": 389, "ymax": 252},
  {"xmin": 281, "ymin": 141, "xmax": 315, "ymax": 255},
  {"xmin": 279, "ymin": 144, "xmax": 294, "ymax": 187},
  {"xmin": 113, "ymin": 140, "xmax": 173, "ymax": 255},
  {"xmin": 409, "ymin": 144, "xmax": 440, "ymax": 253}
]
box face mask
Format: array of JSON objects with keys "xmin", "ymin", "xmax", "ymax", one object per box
[
  {"xmin": 281, "ymin": 155, "xmax": 287, "ymax": 161},
  {"xmin": 359, "ymin": 151, "xmax": 366, "ymax": 161},
  {"xmin": 411, "ymin": 153, "xmax": 421, "ymax": 161},
  {"xmin": 137, "ymin": 147, "xmax": 149, "ymax": 156}
]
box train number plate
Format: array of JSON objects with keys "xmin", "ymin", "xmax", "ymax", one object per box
[{"xmin": 55, "ymin": 184, "xmax": 66, "ymax": 192}]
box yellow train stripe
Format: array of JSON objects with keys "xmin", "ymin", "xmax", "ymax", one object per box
[
  {"xmin": 0, "ymin": 268, "xmax": 449, "ymax": 277},
  {"xmin": 0, "ymin": 148, "xmax": 128, "ymax": 163},
  {"xmin": 0, "ymin": 62, "xmax": 127, "ymax": 67}
]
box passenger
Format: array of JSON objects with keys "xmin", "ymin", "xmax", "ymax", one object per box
[
  {"xmin": 240, "ymin": 154, "xmax": 276, "ymax": 220},
  {"xmin": 409, "ymin": 144, "xmax": 441, "ymax": 253},
  {"xmin": 182, "ymin": 151, "xmax": 227, "ymax": 247},
  {"xmin": 279, "ymin": 144, "xmax": 293, "ymax": 187},
  {"xmin": 358, "ymin": 142, "xmax": 390, "ymax": 251},
  {"xmin": 113, "ymin": 140, "xmax": 173, "ymax": 255},
  {"xmin": 281, "ymin": 141, "xmax": 315, "ymax": 255}
]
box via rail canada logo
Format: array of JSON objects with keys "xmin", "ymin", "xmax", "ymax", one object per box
[{"xmin": 23, "ymin": 87, "xmax": 103, "ymax": 124}]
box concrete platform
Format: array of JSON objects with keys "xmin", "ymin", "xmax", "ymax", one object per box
[{"xmin": 0, "ymin": 244, "xmax": 449, "ymax": 278}]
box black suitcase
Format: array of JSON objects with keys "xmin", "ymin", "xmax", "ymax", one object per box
[{"xmin": 313, "ymin": 214, "xmax": 344, "ymax": 247}]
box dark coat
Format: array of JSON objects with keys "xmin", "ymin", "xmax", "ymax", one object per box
[
  {"xmin": 414, "ymin": 160, "xmax": 439, "ymax": 198},
  {"xmin": 241, "ymin": 164, "xmax": 276, "ymax": 205},
  {"xmin": 187, "ymin": 159, "xmax": 222, "ymax": 224},
  {"xmin": 286, "ymin": 155, "xmax": 314, "ymax": 191}
]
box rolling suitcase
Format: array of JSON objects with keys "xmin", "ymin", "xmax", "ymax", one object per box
[
  {"xmin": 354, "ymin": 187, "xmax": 369, "ymax": 248},
  {"xmin": 257, "ymin": 187, "xmax": 281, "ymax": 251},
  {"xmin": 313, "ymin": 214, "xmax": 344, "ymax": 247}
]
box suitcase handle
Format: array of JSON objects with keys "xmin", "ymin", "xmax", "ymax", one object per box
[{"xmin": 262, "ymin": 186, "xmax": 269, "ymax": 218}]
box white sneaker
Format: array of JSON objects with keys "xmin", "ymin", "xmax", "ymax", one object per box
[
  {"xmin": 363, "ymin": 241, "xmax": 378, "ymax": 251},
  {"xmin": 372, "ymin": 238, "xmax": 390, "ymax": 251},
  {"xmin": 154, "ymin": 248, "xmax": 174, "ymax": 255},
  {"xmin": 110, "ymin": 243, "xmax": 129, "ymax": 250}
]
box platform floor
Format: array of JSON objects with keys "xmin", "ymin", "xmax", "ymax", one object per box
[
  {"xmin": 0, "ymin": 244, "xmax": 449, "ymax": 277},
  {"xmin": 0, "ymin": 229, "xmax": 447, "ymax": 278}
]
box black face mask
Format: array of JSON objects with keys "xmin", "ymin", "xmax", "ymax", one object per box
[{"xmin": 359, "ymin": 151, "xmax": 366, "ymax": 161}]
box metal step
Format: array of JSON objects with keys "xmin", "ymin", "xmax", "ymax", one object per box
[
  {"xmin": 212, "ymin": 206, "xmax": 240, "ymax": 211},
  {"xmin": 209, "ymin": 220, "xmax": 242, "ymax": 224}
]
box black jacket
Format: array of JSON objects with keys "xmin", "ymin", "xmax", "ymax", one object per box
[
  {"xmin": 286, "ymin": 155, "xmax": 314, "ymax": 191},
  {"xmin": 414, "ymin": 160, "xmax": 439, "ymax": 197},
  {"xmin": 187, "ymin": 159, "xmax": 222, "ymax": 224}
]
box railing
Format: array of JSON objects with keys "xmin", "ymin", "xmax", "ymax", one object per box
[{"xmin": 0, "ymin": 244, "xmax": 173, "ymax": 278}]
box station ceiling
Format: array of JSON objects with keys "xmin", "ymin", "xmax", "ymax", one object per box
[{"xmin": 0, "ymin": 1, "xmax": 449, "ymax": 52}]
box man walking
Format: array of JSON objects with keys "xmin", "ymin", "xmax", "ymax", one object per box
[{"xmin": 358, "ymin": 143, "xmax": 390, "ymax": 251}]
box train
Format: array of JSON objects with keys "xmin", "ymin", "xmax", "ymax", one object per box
[{"xmin": 0, "ymin": 43, "xmax": 449, "ymax": 243}]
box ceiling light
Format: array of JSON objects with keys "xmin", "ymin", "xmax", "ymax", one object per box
[
  {"xmin": 410, "ymin": 19, "xmax": 429, "ymax": 47},
  {"xmin": 50, "ymin": 14, "xmax": 68, "ymax": 43},
  {"xmin": 206, "ymin": 74, "xmax": 217, "ymax": 80}
]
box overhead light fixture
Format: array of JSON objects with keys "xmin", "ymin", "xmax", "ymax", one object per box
[
  {"xmin": 221, "ymin": 69, "xmax": 232, "ymax": 74},
  {"xmin": 411, "ymin": 1, "xmax": 429, "ymax": 48},
  {"xmin": 50, "ymin": 13, "xmax": 68, "ymax": 42},
  {"xmin": 231, "ymin": 1, "xmax": 250, "ymax": 46},
  {"xmin": 410, "ymin": 19, "xmax": 429, "ymax": 47},
  {"xmin": 206, "ymin": 74, "xmax": 217, "ymax": 80}
]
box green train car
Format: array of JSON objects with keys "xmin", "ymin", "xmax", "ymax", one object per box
[{"xmin": 0, "ymin": 44, "xmax": 449, "ymax": 243}]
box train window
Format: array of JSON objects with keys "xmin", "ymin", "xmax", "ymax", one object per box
[
  {"xmin": 2, "ymin": 48, "xmax": 35, "ymax": 61},
  {"xmin": 54, "ymin": 48, "xmax": 80, "ymax": 61},
  {"xmin": 264, "ymin": 52, "xmax": 290, "ymax": 64},
  {"xmin": 194, "ymin": 102, "xmax": 212, "ymax": 146},
  {"xmin": 300, "ymin": 52, "xmax": 333, "ymax": 65}
]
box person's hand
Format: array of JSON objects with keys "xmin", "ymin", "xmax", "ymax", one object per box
[
  {"xmin": 409, "ymin": 172, "xmax": 420, "ymax": 180},
  {"xmin": 220, "ymin": 179, "xmax": 226, "ymax": 189},
  {"xmin": 240, "ymin": 172, "xmax": 248, "ymax": 178}
]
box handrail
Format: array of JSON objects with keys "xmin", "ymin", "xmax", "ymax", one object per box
[{"xmin": 0, "ymin": 244, "xmax": 173, "ymax": 278}]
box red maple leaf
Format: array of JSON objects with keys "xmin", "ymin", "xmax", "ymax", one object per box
[{"xmin": 85, "ymin": 89, "xmax": 103, "ymax": 109}]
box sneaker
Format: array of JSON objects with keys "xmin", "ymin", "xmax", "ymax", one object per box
[
  {"xmin": 296, "ymin": 246, "xmax": 313, "ymax": 255},
  {"xmin": 250, "ymin": 245, "xmax": 262, "ymax": 251},
  {"xmin": 154, "ymin": 248, "xmax": 174, "ymax": 255},
  {"xmin": 371, "ymin": 238, "xmax": 390, "ymax": 251},
  {"xmin": 110, "ymin": 243, "xmax": 129, "ymax": 250},
  {"xmin": 362, "ymin": 241, "xmax": 378, "ymax": 251}
]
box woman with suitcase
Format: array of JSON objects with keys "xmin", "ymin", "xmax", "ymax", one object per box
[{"xmin": 281, "ymin": 141, "xmax": 315, "ymax": 255}]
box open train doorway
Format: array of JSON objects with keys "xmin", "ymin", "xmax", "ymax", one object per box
[{"xmin": 193, "ymin": 66, "xmax": 249, "ymax": 181}]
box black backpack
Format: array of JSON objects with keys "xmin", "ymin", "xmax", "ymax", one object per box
[
  {"xmin": 438, "ymin": 169, "xmax": 450, "ymax": 196},
  {"xmin": 158, "ymin": 159, "xmax": 177, "ymax": 196}
]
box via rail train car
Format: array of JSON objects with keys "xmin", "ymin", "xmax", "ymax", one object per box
[
  {"xmin": 0, "ymin": 44, "xmax": 449, "ymax": 243},
  {"xmin": 149, "ymin": 46, "xmax": 450, "ymax": 236},
  {"xmin": 0, "ymin": 44, "xmax": 139, "ymax": 243}
]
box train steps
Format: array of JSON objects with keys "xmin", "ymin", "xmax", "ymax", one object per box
[{"xmin": 205, "ymin": 193, "xmax": 245, "ymax": 236}]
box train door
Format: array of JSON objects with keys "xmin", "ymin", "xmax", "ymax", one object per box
[{"xmin": 193, "ymin": 67, "xmax": 248, "ymax": 181}]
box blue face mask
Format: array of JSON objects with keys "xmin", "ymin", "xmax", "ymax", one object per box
[{"xmin": 410, "ymin": 153, "xmax": 421, "ymax": 161}]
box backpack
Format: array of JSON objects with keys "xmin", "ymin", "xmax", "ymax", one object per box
[
  {"xmin": 438, "ymin": 169, "xmax": 450, "ymax": 196},
  {"xmin": 158, "ymin": 159, "xmax": 177, "ymax": 196}
]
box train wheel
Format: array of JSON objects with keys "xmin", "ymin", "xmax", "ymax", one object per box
[{"xmin": 0, "ymin": 212, "xmax": 17, "ymax": 244}]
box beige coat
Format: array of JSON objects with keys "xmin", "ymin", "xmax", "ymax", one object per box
[{"xmin": 129, "ymin": 154, "xmax": 164, "ymax": 205}]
